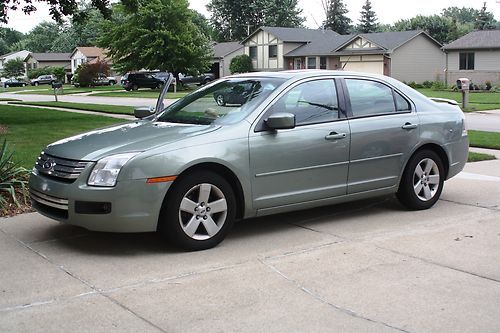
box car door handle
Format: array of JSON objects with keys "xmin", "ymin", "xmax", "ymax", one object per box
[
  {"xmin": 402, "ymin": 123, "xmax": 418, "ymax": 130},
  {"xmin": 325, "ymin": 132, "xmax": 347, "ymax": 140}
]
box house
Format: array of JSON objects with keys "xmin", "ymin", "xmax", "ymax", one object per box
[
  {"xmin": 0, "ymin": 50, "xmax": 30, "ymax": 77},
  {"xmin": 70, "ymin": 46, "xmax": 111, "ymax": 74},
  {"xmin": 242, "ymin": 27, "xmax": 446, "ymax": 83},
  {"xmin": 212, "ymin": 42, "xmax": 244, "ymax": 78},
  {"xmin": 24, "ymin": 52, "xmax": 72, "ymax": 81},
  {"xmin": 442, "ymin": 30, "xmax": 500, "ymax": 85}
]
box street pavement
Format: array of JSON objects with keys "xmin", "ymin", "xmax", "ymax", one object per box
[
  {"xmin": 1, "ymin": 158, "xmax": 499, "ymax": 332},
  {"xmin": 465, "ymin": 110, "xmax": 500, "ymax": 132}
]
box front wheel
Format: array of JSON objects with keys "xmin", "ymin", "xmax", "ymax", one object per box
[
  {"xmin": 131, "ymin": 84, "xmax": 139, "ymax": 91},
  {"xmin": 158, "ymin": 171, "xmax": 236, "ymax": 251},
  {"xmin": 397, "ymin": 150, "xmax": 444, "ymax": 210},
  {"xmin": 215, "ymin": 94, "xmax": 225, "ymax": 106}
]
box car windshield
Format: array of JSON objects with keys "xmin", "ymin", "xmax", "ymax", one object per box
[{"xmin": 157, "ymin": 78, "xmax": 285, "ymax": 125}]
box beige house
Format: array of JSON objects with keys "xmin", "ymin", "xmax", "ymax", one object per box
[
  {"xmin": 212, "ymin": 42, "xmax": 244, "ymax": 78},
  {"xmin": 443, "ymin": 30, "xmax": 500, "ymax": 85},
  {"xmin": 0, "ymin": 50, "xmax": 30, "ymax": 77},
  {"xmin": 242, "ymin": 27, "xmax": 445, "ymax": 83},
  {"xmin": 24, "ymin": 52, "xmax": 71, "ymax": 81},
  {"xmin": 70, "ymin": 46, "xmax": 112, "ymax": 74}
]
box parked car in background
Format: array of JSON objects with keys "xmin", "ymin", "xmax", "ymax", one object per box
[
  {"xmin": 29, "ymin": 71, "xmax": 469, "ymax": 251},
  {"xmin": 121, "ymin": 72, "xmax": 165, "ymax": 91},
  {"xmin": 94, "ymin": 73, "xmax": 117, "ymax": 86},
  {"xmin": 179, "ymin": 72, "xmax": 215, "ymax": 86},
  {"xmin": 1, "ymin": 78, "xmax": 28, "ymax": 88},
  {"xmin": 30, "ymin": 75, "xmax": 57, "ymax": 86},
  {"xmin": 151, "ymin": 72, "xmax": 172, "ymax": 82},
  {"xmin": 213, "ymin": 81, "xmax": 256, "ymax": 106}
]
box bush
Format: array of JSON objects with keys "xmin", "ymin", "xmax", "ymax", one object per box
[
  {"xmin": 422, "ymin": 80, "xmax": 433, "ymax": 88},
  {"xmin": 0, "ymin": 140, "xmax": 29, "ymax": 215},
  {"xmin": 431, "ymin": 81, "xmax": 446, "ymax": 90},
  {"xmin": 229, "ymin": 54, "xmax": 253, "ymax": 74},
  {"xmin": 491, "ymin": 82, "xmax": 500, "ymax": 92},
  {"xmin": 27, "ymin": 66, "xmax": 65, "ymax": 80},
  {"xmin": 75, "ymin": 60, "xmax": 110, "ymax": 87},
  {"xmin": 485, "ymin": 81, "xmax": 492, "ymax": 91}
]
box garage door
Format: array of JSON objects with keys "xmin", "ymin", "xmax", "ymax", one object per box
[{"xmin": 342, "ymin": 61, "xmax": 384, "ymax": 75}]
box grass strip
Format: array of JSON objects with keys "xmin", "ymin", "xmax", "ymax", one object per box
[
  {"xmin": 468, "ymin": 151, "xmax": 496, "ymax": 162},
  {"xmin": 9, "ymin": 101, "xmax": 134, "ymax": 115},
  {"xmin": 468, "ymin": 130, "xmax": 500, "ymax": 150},
  {"xmin": 0, "ymin": 105, "xmax": 125, "ymax": 168}
]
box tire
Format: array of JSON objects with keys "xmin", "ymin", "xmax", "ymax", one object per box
[
  {"xmin": 109, "ymin": 81, "xmax": 116, "ymax": 86},
  {"xmin": 22, "ymin": 83, "xmax": 26, "ymax": 87},
  {"xmin": 397, "ymin": 149, "xmax": 444, "ymax": 210},
  {"xmin": 215, "ymin": 94, "xmax": 226, "ymax": 106},
  {"xmin": 156, "ymin": 83, "xmax": 164, "ymax": 90},
  {"xmin": 34, "ymin": 82, "xmax": 39, "ymax": 86},
  {"xmin": 202, "ymin": 78, "xmax": 211, "ymax": 85},
  {"xmin": 132, "ymin": 84, "xmax": 139, "ymax": 91},
  {"xmin": 4, "ymin": 85, "xmax": 8, "ymax": 88},
  {"xmin": 158, "ymin": 171, "xmax": 236, "ymax": 251}
]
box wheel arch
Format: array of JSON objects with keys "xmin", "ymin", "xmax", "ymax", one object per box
[
  {"xmin": 404, "ymin": 143, "xmax": 450, "ymax": 180},
  {"xmin": 168, "ymin": 162, "xmax": 246, "ymax": 219}
]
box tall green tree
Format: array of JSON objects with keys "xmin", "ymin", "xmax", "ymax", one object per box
[
  {"xmin": 1, "ymin": 58, "xmax": 24, "ymax": 77},
  {"xmin": 21, "ymin": 22, "xmax": 62, "ymax": 53},
  {"xmin": 475, "ymin": 2, "xmax": 496, "ymax": 30},
  {"xmin": 208, "ymin": 0, "xmax": 303, "ymax": 41},
  {"xmin": 393, "ymin": 15, "xmax": 453, "ymax": 44},
  {"xmin": 0, "ymin": 27, "xmax": 24, "ymax": 54},
  {"xmin": 98, "ymin": 0, "xmax": 212, "ymax": 79},
  {"xmin": 323, "ymin": 0, "xmax": 352, "ymax": 34},
  {"xmin": 442, "ymin": 7, "xmax": 480, "ymax": 24},
  {"xmin": 357, "ymin": 0, "xmax": 378, "ymax": 33}
]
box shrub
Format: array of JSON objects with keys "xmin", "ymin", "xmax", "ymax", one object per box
[
  {"xmin": 27, "ymin": 66, "xmax": 65, "ymax": 80},
  {"xmin": 229, "ymin": 54, "xmax": 253, "ymax": 74},
  {"xmin": 0, "ymin": 140, "xmax": 29, "ymax": 214},
  {"xmin": 422, "ymin": 80, "xmax": 433, "ymax": 88},
  {"xmin": 75, "ymin": 60, "xmax": 110, "ymax": 87},
  {"xmin": 491, "ymin": 82, "xmax": 500, "ymax": 92},
  {"xmin": 431, "ymin": 81, "xmax": 446, "ymax": 90},
  {"xmin": 485, "ymin": 81, "xmax": 492, "ymax": 91}
]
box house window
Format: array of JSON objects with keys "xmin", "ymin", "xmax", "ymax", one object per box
[
  {"xmin": 320, "ymin": 57, "xmax": 327, "ymax": 69},
  {"xmin": 269, "ymin": 45, "xmax": 278, "ymax": 58},
  {"xmin": 249, "ymin": 46, "xmax": 257, "ymax": 60},
  {"xmin": 73, "ymin": 59, "xmax": 77, "ymax": 68},
  {"xmin": 307, "ymin": 57, "xmax": 316, "ymax": 69},
  {"xmin": 459, "ymin": 52, "xmax": 474, "ymax": 70}
]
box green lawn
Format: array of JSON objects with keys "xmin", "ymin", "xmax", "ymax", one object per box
[
  {"xmin": 15, "ymin": 84, "xmax": 123, "ymax": 95},
  {"xmin": 1, "ymin": 84, "xmax": 53, "ymax": 92},
  {"xmin": 417, "ymin": 89, "xmax": 500, "ymax": 112},
  {"xmin": 468, "ymin": 130, "xmax": 500, "ymax": 150},
  {"xmin": 9, "ymin": 101, "xmax": 134, "ymax": 115},
  {"xmin": 468, "ymin": 151, "xmax": 496, "ymax": 162},
  {"xmin": 0, "ymin": 105, "xmax": 125, "ymax": 168}
]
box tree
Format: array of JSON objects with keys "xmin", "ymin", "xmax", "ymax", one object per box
[
  {"xmin": 442, "ymin": 7, "xmax": 480, "ymax": 24},
  {"xmin": 98, "ymin": 0, "xmax": 212, "ymax": 80},
  {"xmin": 229, "ymin": 54, "xmax": 253, "ymax": 74},
  {"xmin": 0, "ymin": 27, "xmax": 24, "ymax": 54},
  {"xmin": 2, "ymin": 58, "xmax": 24, "ymax": 77},
  {"xmin": 393, "ymin": 15, "xmax": 453, "ymax": 44},
  {"xmin": 323, "ymin": 0, "xmax": 352, "ymax": 34},
  {"xmin": 191, "ymin": 10, "xmax": 215, "ymax": 40},
  {"xmin": 475, "ymin": 2, "xmax": 496, "ymax": 30},
  {"xmin": 21, "ymin": 22, "xmax": 62, "ymax": 53},
  {"xmin": 0, "ymin": 0, "xmax": 111, "ymax": 24},
  {"xmin": 75, "ymin": 60, "xmax": 110, "ymax": 87},
  {"xmin": 208, "ymin": 0, "xmax": 304, "ymax": 41},
  {"xmin": 357, "ymin": 0, "xmax": 378, "ymax": 33}
]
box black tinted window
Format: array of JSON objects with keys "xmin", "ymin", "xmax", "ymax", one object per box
[
  {"xmin": 346, "ymin": 79, "xmax": 396, "ymax": 117},
  {"xmin": 272, "ymin": 80, "xmax": 339, "ymax": 125}
]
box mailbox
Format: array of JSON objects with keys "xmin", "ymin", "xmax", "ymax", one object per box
[
  {"xmin": 52, "ymin": 82, "xmax": 63, "ymax": 89},
  {"xmin": 456, "ymin": 78, "xmax": 470, "ymax": 91}
]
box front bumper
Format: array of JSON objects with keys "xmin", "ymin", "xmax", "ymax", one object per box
[{"xmin": 29, "ymin": 168, "xmax": 172, "ymax": 233}]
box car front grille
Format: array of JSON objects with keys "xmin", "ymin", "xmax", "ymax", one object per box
[{"xmin": 35, "ymin": 152, "xmax": 92, "ymax": 183}]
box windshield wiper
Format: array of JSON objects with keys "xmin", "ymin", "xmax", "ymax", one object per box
[{"xmin": 297, "ymin": 100, "xmax": 338, "ymax": 111}]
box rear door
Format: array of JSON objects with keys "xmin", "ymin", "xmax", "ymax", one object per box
[
  {"xmin": 343, "ymin": 78, "xmax": 419, "ymax": 194},
  {"xmin": 249, "ymin": 78, "xmax": 350, "ymax": 210}
]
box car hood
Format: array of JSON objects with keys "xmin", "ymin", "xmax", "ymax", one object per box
[{"xmin": 44, "ymin": 121, "xmax": 220, "ymax": 161}]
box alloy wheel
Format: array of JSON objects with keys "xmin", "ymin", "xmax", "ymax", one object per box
[{"xmin": 413, "ymin": 158, "xmax": 440, "ymax": 201}]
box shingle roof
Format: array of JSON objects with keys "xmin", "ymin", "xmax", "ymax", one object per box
[
  {"xmin": 71, "ymin": 46, "xmax": 108, "ymax": 59},
  {"xmin": 358, "ymin": 30, "xmax": 432, "ymax": 50},
  {"xmin": 285, "ymin": 34, "xmax": 354, "ymax": 57},
  {"xmin": 27, "ymin": 53, "xmax": 71, "ymax": 62},
  {"xmin": 212, "ymin": 42, "xmax": 243, "ymax": 58},
  {"xmin": 243, "ymin": 26, "xmax": 339, "ymax": 44},
  {"xmin": 442, "ymin": 30, "xmax": 500, "ymax": 50}
]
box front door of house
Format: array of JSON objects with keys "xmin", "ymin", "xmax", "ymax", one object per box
[{"xmin": 294, "ymin": 58, "xmax": 302, "ymax": 69}]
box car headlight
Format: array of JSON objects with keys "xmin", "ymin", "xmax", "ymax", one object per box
[{"xmin": 88, "ymin": 152, "xmax": 139, "ymax": 187}]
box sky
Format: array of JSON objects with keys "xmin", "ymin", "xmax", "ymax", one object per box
[{"xmin": 3, "ymin": 0, "xmax": 500, "ymax": 34}]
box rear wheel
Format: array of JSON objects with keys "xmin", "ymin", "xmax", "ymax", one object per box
[
  {"xmin": 132, "ymin": 84, "xmax": 139, "ymax": 91},
  {"xmin": 4, "ymin": 84, "xmax": 8, "ymax": 88},
  {"xmin": 109, "ymin": 80, "xmax": 116, "ymax": 85},
  {"xmin": 34, "ymin": 82, "xmax": 39, "ymax": 86},
  {"xmin": 397, "ymin": 150, "xmax": 444, "ymax": 210},
  {"xmin": 158, "ymin": 171, "xmax": 236, "ymax": 251}
]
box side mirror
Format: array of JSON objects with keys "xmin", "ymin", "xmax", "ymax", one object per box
[
  {"xmin": 265, "ymin": 113, "xmax": 296, "ymax": 130},
  {"xmin": 134, "ymin": 106, "xmax": 155, "ymax": 119}
]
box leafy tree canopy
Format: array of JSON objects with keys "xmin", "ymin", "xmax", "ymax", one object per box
[
  {"xmin": 2, "ymin": 58, "xmax": 24, "ymax": 77},
  {"xmin": 393, "ymin": 15, "xmax": 454, "ymax": 44},
  {"xmin": 0, "ymin": 0, "xmax": 111, "ymax": 24},
  {"xmin": 208, "ymin": 0, "xmax": 304, "ymax": 41},
  {"xmin": 98, "ymin": 0, "xmax": 212, "ymax": 78}
]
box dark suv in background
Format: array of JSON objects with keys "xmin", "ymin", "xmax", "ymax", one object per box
[
  {"xmin": 121, "ymin": 72, "xmax": 166, "ymax": 91},
  {"xmin": 179, "ymin": 73, "xmax": 215, "ymax": 86},
  {"xmin": 30, "ymin": 75, "xmax": 57, "ymax": 86}
]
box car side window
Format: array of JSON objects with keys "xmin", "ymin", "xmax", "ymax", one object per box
[
  {"xmin": 346, "ymin": 79, "xmax": 396, "ymax": 117},
  {"xmin": 394, "ymin": 91, "xmax": 411, "ymax": 111},
  {"xmin": 272, "ymin": 79, "xmax": 339, "ymax": 126}
]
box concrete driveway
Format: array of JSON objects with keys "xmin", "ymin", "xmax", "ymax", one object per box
[{"xmin": 1, "ymin": 160, "xmax": 500, "ymax": 332}]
